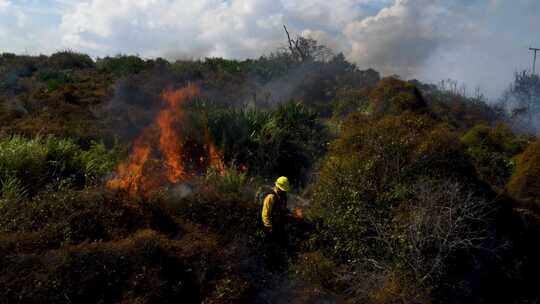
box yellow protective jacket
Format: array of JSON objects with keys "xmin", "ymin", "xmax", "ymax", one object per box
[{"xmin": 261, "ymin": 188, "xmax": 287, "ymax": 228}]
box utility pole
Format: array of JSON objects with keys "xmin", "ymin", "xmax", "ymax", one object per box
[{"xmin": 530, "ymin": 47, "xmax": 540, "ymax": 75}]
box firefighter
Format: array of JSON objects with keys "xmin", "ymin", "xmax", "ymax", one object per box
[{"xmin": 261, "ymin": 176, "xmax": 290, "ymax": 239}]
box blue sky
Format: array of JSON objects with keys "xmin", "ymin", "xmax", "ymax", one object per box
[{"xmin": 1, "ymin": 0, "xmax": 539, "ymax": 98}]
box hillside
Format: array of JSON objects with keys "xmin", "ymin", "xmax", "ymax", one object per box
[{"xmin": 1, "ymin": 50, "xmax": 539, "ymax": 304}]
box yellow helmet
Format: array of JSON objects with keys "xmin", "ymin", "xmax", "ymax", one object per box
[{"xmin": 275, "ymin": 176, "xmax": 290, "ymax": 192}]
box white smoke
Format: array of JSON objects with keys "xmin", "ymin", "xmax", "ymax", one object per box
[{"xmin": 1, "ymin": 0, "xmax": 539, "ymax": 98}]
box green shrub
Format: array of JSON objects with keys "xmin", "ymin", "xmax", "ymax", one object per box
[
  {"xmin": 507, "ymin": 139, "xmax": 540, "ymax": 205},
  {"xmin": 207, "ymin": 102, "xmax": 328, "ymax": 183},
  {"xmin": 47, "ymin": 51, "xmax": 95, "ymax": 69},
  {"xmin": 0, "ymin": 175, "xmax": 27, "ymax": 202},
  {"xmin": 207, "ymin": 107, "xmax": 270, "ymax": 167},
  {"xmin": 331, "ymin": 87, "xmax": 370, "ymax": 118},
  {"xmin": 38, "ymin": 70, "xmax": 73, "ymax": 91},
  {"xmin": 204, "ymin": 166, "xmax": 247, "ymax": 196},
  {"xmin": 0, "ymin": 135, "xmax": 49, "ymax": 195},
  {"xmin": 462, "ymin": 124, "xmax": 530, "ymax": 190},
  {"xmin": 77, "ymin": 141, "xmax": 124, "ymax": 186},
  {"xmin": 367, "ymin": 77, "xmax": 427, "ymax": 117},
  {"xmin": 96, "ymin": 55, "xmax": 147, "ymax": 76},
  {"xmin": 308, "ymin": 112, "xmax": 482, "ymax": 261},
  {"xmin": 254, "ymin": 101, "xmax": 328, "ymax": 183},
  {"xmin": 0, "ymin": 136, "xmax": 122, "ymax": 196}
]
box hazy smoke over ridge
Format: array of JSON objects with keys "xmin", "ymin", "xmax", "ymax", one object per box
[{"xmin": 1, "ymin": 0, "xmax": 539, "ymax": 98}]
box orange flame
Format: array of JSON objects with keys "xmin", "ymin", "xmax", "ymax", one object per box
[
  {"xmin": 158, "ymin": 85, "xmax": 199, "ymax": 183},
  {"xmin": 294, "ymin": 207, "xmax": 303, "ymax": 219},
  {"xmin": 204, "ymin": 125, "xmax": 225, "ymax": 174},
  {"xmin": 107, "ymin": 138, "xmax": 151, "ymax": 192},
  {"xmin": 108, "ymin": 84, "xmax": 224, "ymax": 194}
]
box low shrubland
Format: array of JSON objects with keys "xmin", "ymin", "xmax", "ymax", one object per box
[
  {"xmin": 0, "ymin": 188, "xmax": 224, "ymax": 303},
  {"xmin": 305, "ymin": 107, "xmax": 510, "ymax": 302},
  {"xmin": 0, "ymin": 135, "xmax": 123, "ymax": 200},
  {"xmin": 1, "ymin": 50, "xmax": 539, "ymax": 303}
]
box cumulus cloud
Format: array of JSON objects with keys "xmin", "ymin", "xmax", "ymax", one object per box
[
  {"xmin": 58, "ymin": 0, "xmax": 386, "ymax": 59},
  {"xmin": 344, "ymin": 0, "xmax": 458, "ymax": 76},
  {"xmin": 0, "ymin": 0, "xmax": 9, "ymax": 12},
  {"xmin": 0, "ymin": 0, "xmax": 538, "ymax": 98}
]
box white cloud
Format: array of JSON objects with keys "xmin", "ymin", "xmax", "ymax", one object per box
[
  {"xmin": 15, "ymin": 9, "xmax": 26, "ymax": 28},
  {"xmin": 56, "ymin": 0, "xmax": 469, "ymax": 73},
  {"xmin": 0, "ymin": 0, "xmax": 538, "ymax": 98},
  {"xmin": 0, "ymin": 0, "xmax": 9, "ymax": 12},
  {"xmin": 58, "ymin": 0, "xmax": 368, "ymax": 59}
]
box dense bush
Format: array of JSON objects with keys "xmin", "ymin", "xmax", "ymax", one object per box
[
  {"xmin": 0, "ymin": 189, "xmax": 219, "ymax": 303},
  {"xmin": 207, "ymin": 101, "xmax": 328, "ymax": 184},
  {"xmin": 207, "ymin": 107, "xmax": 270, "ymax": 167},
  {"xmin": 38, "ymin": 70, "xmax": 73, "ymax": 91},
  {"xmin": 462, "ymin": 124, "xmax": 530, "ymax": 189},
  {"xmin": 97, "ymin": 55, "xmax": 147, "ymax": 76},
  {"xmin": 203, "ymin": 167, "xmax": 248, "ymax": 197},
  {"xmin": 253, "ymin": 101, "xmax": 328, "ymax": 183},
  {"xmin": 0, "ymin": 136, "xmax": 122, "ymax": 199},
  {"xmin": 507, "ymin": 139, "xmax": 540, "ymax": 206},
  {"xmin": 47, "ymin": 51, "xmax": 95, "ymax": 69},
  {"xmin": 1, "ymin": 47, "xmax": 539, "ymax": 303},
  {"xmin": 307, "ymin": 111, "xmax": 497, "ymax": 302},
  {"xmin": 367, "ymin": 77, "xmax": 427, "ymax": 117}
]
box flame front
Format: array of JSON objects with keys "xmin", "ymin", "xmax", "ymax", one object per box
[
  {"xmin": 107, "ymin": 138, "xmax": 151, "ymax": 192},
  {"xmin": 108, "ymin": 84, "xmax": 224, "ymax": 194},
  {"xmin": 158, "ymin": 85, "xmax": 199, "ymax": 183}
]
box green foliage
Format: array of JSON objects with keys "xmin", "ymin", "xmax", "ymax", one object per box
[
  {"xmin": 462, "ymin": 124, "xmax": 529, "ymax": 155},
  {"xmin": 368, "ymin": 77, "xmax": 427, "ymax": 117},
  {"xmin": 1, "ymin": 45, "xmax": 539, "ymax": 304},
  {"xmin": 308, "ymin": 112, "xmax": 479, "ymax": 262},
  {"xmin": 208, "ymin": 107, "xmax": 270, "ymax": 166},
  {"xmin": 47, "ymin": 51, "xmax": 95, "ymax": 69},
  {"xmin": 78, "ymin": 141, "xmax": 124, "ymax": 185},
  {"xmin": 38, "ymin": 70, "xmax": 73, "ymax": 91},
  {"xmin": 204, "ymin": 166, "xmax": 247, "ymax": 196},
  {"xmin": 96, "ymin": 55, "xmax": 147, "ymax": 76},
  {"xmin": 307, "ymin": 111, "xmax": 500, "ymax": 304},
  {"xmin": 204, "ymin": 57, "xmax": 246, "ymax": 74},
  {"xmin": 0, "ymin": 135, "xmax": 49, "ymax": 195},
  {"xmin": 462, "ymin": 124, "xmax": 530, "ymax": 189},
  {"xmin": 0, "ymin": 175, "xmax": 27, "ymax": 202},
  {"xmin": 254, "ymin": 101, "xmax": 328, "ymax": 183},
  {"xmin": 207, "ymin": 101, "xmax": 327, "ymax": 183},
  {"xmin": 0, "ymin": 135, "xmax": 122, "ymax": 197},
  {"xmin": 331, "ymin": 87, "xmax": 370, "ymax": 118},
  {"xmin": 507, "ymin": 139, "xmax": 540, "ymax": 205}
]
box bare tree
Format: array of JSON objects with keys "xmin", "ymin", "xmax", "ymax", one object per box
[
  {"xmin": 283, "ymin": 25, "xmax": 333, "ymax": 63},
  {"xmin": 393, "ymin": 180, "xmax": 496, "ymax": 283},
  {"xmin": 341, "ymin": 180, "xmax": 498, "ymax": 301}
]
